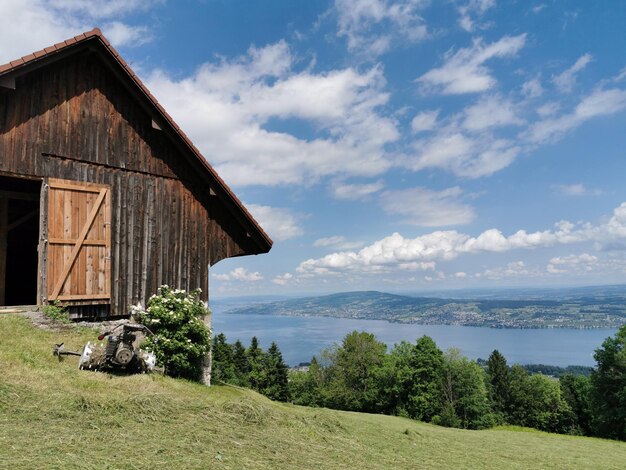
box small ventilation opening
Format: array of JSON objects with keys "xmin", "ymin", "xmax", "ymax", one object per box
[{"xmin": 0, "ymin": 175, "xmax": 41, "ymax": 306}]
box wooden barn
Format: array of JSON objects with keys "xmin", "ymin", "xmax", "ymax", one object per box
[{"xmin": 0, "ymin": 29, "xmax": 272, "ymax": 318}]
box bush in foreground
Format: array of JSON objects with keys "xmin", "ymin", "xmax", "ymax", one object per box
[{"xmin": 136, "ymin": 286, "xmax": 211, "ymax": 381}]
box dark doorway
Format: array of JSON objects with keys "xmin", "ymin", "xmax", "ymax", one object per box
[{"xmin": 0, "ymin": 175, "xmax": 41, "ymax": 306}]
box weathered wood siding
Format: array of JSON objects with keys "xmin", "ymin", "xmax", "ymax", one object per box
[{"xmin": 0, "ymin": 50, "xmax": 257, "ymax": 316}]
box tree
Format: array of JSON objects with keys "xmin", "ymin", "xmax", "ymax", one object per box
[
  {"xmin": 247, "ymin": 336, "xmax": 267, "ymax": 392},
  {"xmin": 590, "ymin": 325, "xmax": 626, "ymax": 440},
  {"xmin": 407, "ymin": 335, "xmax": 444, "ymax": 421},
  {"xmin": 325, "ymin": 331, "xmax": 387, "ymax": 412},
  {"xmin": 372, "ymin": 341, "xmax": 415, "ymax": 416},
  {"xmin": 231, "ymin": 340, "xmax": 250, "ymax": 387},
  {"xmin": 211, "ymin": 333, "xmax": 235, "ymax": 383},
  {"xmin": 486, "ymin": 349, "xmax": 512, "ymax": 421},
  {"xmin": 508, "ymin": 365, "xmax": 572, "ymax": 433},
  {"xmin": 560, "ymin": 374, "xmax": 592, "ymax": 435},
  {"xmin": 289, "ymin": 364, "xmax": 320, "ymax": 406},
  {"xmin": 262, "ymin": 342, "xmax": 291, "ymax": 402},
  {"xmin": 436, "ymin": 349, "xmax": 494, "ymax": 429}
]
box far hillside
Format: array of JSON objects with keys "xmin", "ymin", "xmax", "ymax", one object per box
[{"xmin": 222, "ymin": 287, "xmax": 626, "ymax": 328}]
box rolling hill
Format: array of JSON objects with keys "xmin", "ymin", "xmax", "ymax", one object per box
[
  {"xmin": 1, "ymin": 314, "xmax": 626, "ymax": 469},
  {"xmin": 223, "ymin": 289, "xmax": 626, "ymax": 328}
]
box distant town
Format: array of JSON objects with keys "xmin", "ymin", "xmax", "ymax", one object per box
[{"xmin": 219, "ymin": 285, "xmax": 626, "ymax": 329}]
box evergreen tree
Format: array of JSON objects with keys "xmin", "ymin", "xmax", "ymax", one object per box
[
  {"xmin": 231, "ymin": 339, "xmax": 250, "ymax": 386},
  {"xmin": 407, "ymin": 335, "xmax": 444, "ymax": 421},
  {"xmin": 486, "ymin": 349, "xmax": 512, "ymax": 420},
  {"xmin": 211, "ymin": 333, "xmax": 235, "ymax": 383},
  {"xmin": 590, "ymin": 325, "xmax": 626, "ymax": 440},
  {"xmin": 508, "ymin": 364, "xmax": 532, "ymax": 426},
  {"xmin": 263, "ymin": 342, "xmax": 291, "ymax": 402},
  {"xmin": 247, "ymin": 336, "xmax": 267, "ymax": 392}
]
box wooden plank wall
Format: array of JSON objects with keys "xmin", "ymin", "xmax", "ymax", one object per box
[{"xmin": 0, "ymin": 50, "xmax": 258, "ymax": 316}]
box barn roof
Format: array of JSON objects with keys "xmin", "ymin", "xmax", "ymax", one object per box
[{"xmin": 0, "ymin": 28, "xmax": 273, "ymax": 255}]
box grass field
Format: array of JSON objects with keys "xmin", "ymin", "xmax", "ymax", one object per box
[{"xmin": 1, "ymin": 315, "xmax": 625, "ymax": 469}]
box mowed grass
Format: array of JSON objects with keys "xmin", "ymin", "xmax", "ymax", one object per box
[{"xmin": 1, "ymin": 315, "xmax": 625, "ymax": 469}]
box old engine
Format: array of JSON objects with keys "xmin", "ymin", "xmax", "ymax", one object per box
[{"xmin": 78, "ymin": 323, "xmax": 157, "ymax": 373}]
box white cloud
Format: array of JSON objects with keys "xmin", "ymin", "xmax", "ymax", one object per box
[
  {"xmin": 532, "ymin": 4, "xmax": 546, "ymax": 14},
  {"xmin": 483, "ymin": 261, "xmax": 530, "ymax": 279},
  {"xmin": 547, "ymin": 253, "xmax": 597, "ymax": 274},
  {"xmin": 214, "ymin": 267, "xmax": 263, "ymax": 282},
  {"xmin": 245, "ymin": 204, "xmax": 304, "ymax": 241},
  {"xmin": 554, "ymin": 184, "xmax": 603, "ymax": 197},
  {"xmin": 411, "ymin": 109, "xmax": 439, "ymax": 132},
  {"xmin": 536, "ymin": 102, "xmax": 560, "ymax": 117},
  {"xmin": 522, "ymin": 77, "xmax": 543, "ymax": 98},
  {"xmin": 614, "ymin": 66, "xmax": 626, "ymax": 83},
  {"xmin": 417, "ymin": 34, "xmax": 526, "ymax": 95},
  {"xmin": 380, "ymin": 186, "xmax": 476, "ymax": 226},
  {"xmin": 557, "ymin": 184, "xmax": 586, "ymax": 196},
  {"xmin": 526, "ymin": 87, "xmax": 626, "ymax": 143},
  {"xmin": 314, "ymin": 236, "xmax": 364, "ymax": 250},
  {"xmin": 0, "ymin": 0, "xmax": 159, "ymax": 62},
  {"xmin": 553, "ymin": 53, "xmax": 592, "ymax": 93},
  {"xmin": 147, "ymin": 44, "xmax": 398, "ymax": 187},
  {"xmin": 409, "ymin": 131, "xmax": 521, "ymax": 178},
  {"xmin": 48, "ymin": 0, "xmax": 162, "ymax": 19},
  {"xmin": 102, "ymin": 22, "xmax": 152, "ymax": 47},
  {"xmin": 331, "ymin": 179, "xmax": 385, "ymax": 200},
  {"xmin": 335, "ymin": 0, "xmax": 428, "ymax": 55},
  {"xmin": 457, "ymin": 0, "xmax": 496, "ymax": 32},
  {"xmin": 272, "ymin": 273, "xmax": 294, "ymax": 285},
  {"xmin": 296, "ymin": 201, "xmax": 626, "ymax": 276},
  {"xmin": 462, "ymin": 94, "xmax": 523, "ymax": 131},
  {"xmin": 314, "ymin": 236, "xmax": 346, "ymax": 247}
]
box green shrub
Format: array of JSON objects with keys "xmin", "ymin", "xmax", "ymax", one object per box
[
  {"xmin": 135, "ymin": 286, "xmax": 211, "ymax": 381},
  {"xmin": 41, "ymin": 301, "xmax": 70, "ymax": 324}
]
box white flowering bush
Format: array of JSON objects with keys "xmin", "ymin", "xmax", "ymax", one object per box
[{"xmin": 135, "ymin": 286, "xmax": 211, "ymax": 381}]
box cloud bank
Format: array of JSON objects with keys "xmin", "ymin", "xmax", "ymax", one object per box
[{"xmin": 297, "ymin": 202, "xmax": 626, "ymax": 276}]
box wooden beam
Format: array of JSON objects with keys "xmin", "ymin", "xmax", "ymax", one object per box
[
  {"xmin": 56, "ymin": 294, "xmax": 110, "ymax": 301},
  {"xmin": 0, "ymin": 197, "xmax": 7, "ymax": 305},
  {"xmin": 48, "ymin": 238, "xmax": 106, "ymax": 246},
  {"xmin": 37, "ymin": 181, "xmax": 47, "ymax": 307},
  {"xmin": 49, "ymin": 188, "xmax": 107, "ymax": 300},
  {"xmin": 47, "ymin": 181, "xmax": 102, "ymax": 193}
]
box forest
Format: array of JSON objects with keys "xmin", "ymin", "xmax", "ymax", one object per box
[{"xmin": 211, "ymin": 325, "xmax": 626, "ymax": 441}]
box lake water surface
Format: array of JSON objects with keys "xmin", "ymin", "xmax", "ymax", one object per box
[{"xmin": 212, "ymin": 312, "xmax": 617, "ymax": 367}]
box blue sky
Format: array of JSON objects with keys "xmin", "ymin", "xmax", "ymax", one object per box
[{"xmin": 4, "ymin": 1, "xmax": 626, "ymax": 297}]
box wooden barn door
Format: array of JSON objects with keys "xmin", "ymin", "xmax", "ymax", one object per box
[{"xmin": 46, "ymin": 179, "xmax": 111, "ymax": 303}]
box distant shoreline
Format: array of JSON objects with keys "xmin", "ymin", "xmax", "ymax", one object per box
[{"xmin": 218, "ymin": 288, "xmax": 626, "ymax": 329}]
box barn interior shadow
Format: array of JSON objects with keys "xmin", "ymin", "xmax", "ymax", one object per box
[{"xmin": 0, "ymin": 175, "xmax": 41, "ymax": 306}]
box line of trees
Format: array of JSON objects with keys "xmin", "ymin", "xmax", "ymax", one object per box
[
  {"xmin": 211, "ymin": 333, "xmax": 290, "ymax": 401},
  {"xmin": 211, "ymin": 325, "xmax": 626, "ymax": 441}
]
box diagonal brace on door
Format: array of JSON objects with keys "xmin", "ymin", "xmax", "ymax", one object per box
[{"xmin": 49, "ymin": 188, "xmax": 108, "ymax": 300}]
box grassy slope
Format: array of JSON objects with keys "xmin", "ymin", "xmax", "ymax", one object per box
[{"xmin": 1, "ymin": 316, "xmax": 625, "ymax": 469}]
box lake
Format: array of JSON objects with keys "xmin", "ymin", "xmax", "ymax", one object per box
[{"xmin": 212, "ymin": 312, "xmax": 617, "ymax": 367}]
